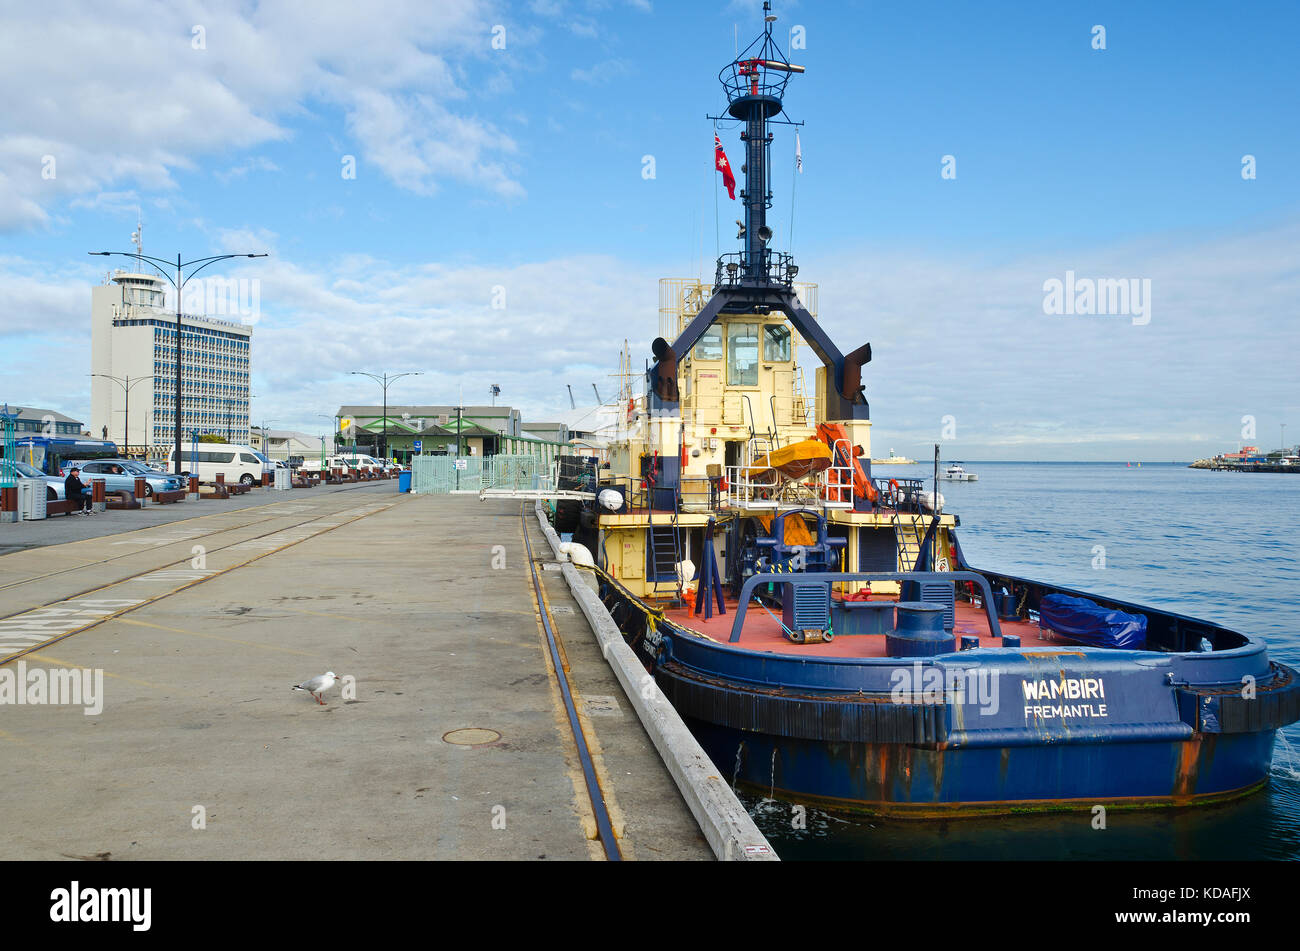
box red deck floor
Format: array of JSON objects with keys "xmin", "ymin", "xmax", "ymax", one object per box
[{"xmin": 662, "ymin": 595, "xmax": 1059, "ymax": 657}]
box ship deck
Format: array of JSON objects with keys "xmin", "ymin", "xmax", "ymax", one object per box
[{"xmin": 662, "ymin": 594, "xmax": 1059, "ymax": 657}]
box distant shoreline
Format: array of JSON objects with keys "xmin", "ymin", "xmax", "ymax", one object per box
[{"xmin": 872, "ymin": 460, "xmax": 1195, "ymax": 466}]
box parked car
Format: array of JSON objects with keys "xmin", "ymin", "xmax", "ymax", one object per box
[
  {"xmin": 63, "ymin": 458, "xmax": 186, "ymax": 498},
  {"xmin": 2, "ymin": 459, "xmax": 66, "ymax": 500}
]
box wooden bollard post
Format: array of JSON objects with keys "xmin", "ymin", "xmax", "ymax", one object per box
[
  {"xmin": 134, "ymin": 476, "xmax": 149, "ymax": 505},
  {"xmin": 91, "ymin": 478, "xmax": 107, "ymax": 513},
  {"xmin": 187, "ymin": 475, "xmax": 200, "ymax": 501},
  {"xmin": 0, "ymin": 485, "xmax": 16, "ymax": 522}
]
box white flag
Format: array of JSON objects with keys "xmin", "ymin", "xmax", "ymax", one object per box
[{"xmin": 796, "ymin": 133, "xmax": 802, "ymax": 173}]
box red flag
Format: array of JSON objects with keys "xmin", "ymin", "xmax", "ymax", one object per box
[{"xmin": 714, "ymin": 133, "xmax": 736, "ymax": 200}]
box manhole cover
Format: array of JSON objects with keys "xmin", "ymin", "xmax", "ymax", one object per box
[
  {"xmin": 551, "ymin": 605, "xmax": 575, "ymax": 615},
  {"xmin": 443, "ymin": 728, "xmax": 502, "ymax": 746},
  {"xmin": 584, "ymin": 695, "xmax": 622, "ymax": 717}
]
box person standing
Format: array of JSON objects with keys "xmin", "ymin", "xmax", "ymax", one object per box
[{"xmin": 64, "ymin": 467, "xmax": 93, "ymax": 515}]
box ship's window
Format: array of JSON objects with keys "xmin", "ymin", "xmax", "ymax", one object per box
[
  {"xmin": 763, "ymin": 324, "xmax": 791, "ymax": 362},
  {"xmin": 727, "ymin": 324, "xmax": 758, "ymax": 386},
  {"xmin": 693, "ymin": 326, "xmax": 723, "ymax": 361}
]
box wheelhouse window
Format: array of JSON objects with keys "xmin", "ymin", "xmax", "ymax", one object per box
[
  {"xmin": 763, "ymin": 324, "xmax": 791, "ymax": 362},
  {"xmin": 727, "ymin": 323, "xmax": 759, "ymax": 386},
  {"xmin": 693, "ymin": 325, "xmax": 723, "ymax": 361}
]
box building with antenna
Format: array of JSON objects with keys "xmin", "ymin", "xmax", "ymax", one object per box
[{"xmin": 90, "ymin": 221, "xmax": 253, "ymax": 455}]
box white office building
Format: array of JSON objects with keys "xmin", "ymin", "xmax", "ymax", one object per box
[{"xmin": 91, "ymin": 270, "xmax": 252, "ymax": 456}]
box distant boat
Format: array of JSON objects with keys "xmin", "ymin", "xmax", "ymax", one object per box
[{"xmin": 941, "ymin": 461, "xmax": 978, "ymax": 482}]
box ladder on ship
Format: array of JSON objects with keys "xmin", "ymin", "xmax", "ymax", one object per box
[
  {"xmin": 892, "ymin": 513, "xmax": 929, "ymax": 571},
  {"xmin": 892, "ymin": 513, "xmax": 956, "ymax": 630},
  {"xmin": 792, "ymin": 365, "xmax": 810, "ymax": 426},
  {"xmin": 647, "ymin": 489, "xmax": 684, "ymax": 606}
]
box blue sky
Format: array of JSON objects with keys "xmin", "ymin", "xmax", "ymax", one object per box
[{"xmin": 2, "ymin": 0, "xmax": 1297, "ymax": 458}]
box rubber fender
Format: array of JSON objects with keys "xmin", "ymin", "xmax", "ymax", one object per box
[{"xmin": 558, "ymin": 541, "xmax": 595, "ymax": 568}]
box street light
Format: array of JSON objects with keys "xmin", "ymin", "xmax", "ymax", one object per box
[
  {"xmin": 90, "ymin": 373, "xmax": 155, "ymax": 457},
  {"xmin": 257, "ymin": 419, "xmax": 278, "ymax": 458},
  {"xmin": 89, "ymin": 249, "xmax": 267, "ymax": 475},
  {"xmin": 350, "ymin": 371, "xmax": 422, "ymax": 463},
  {"xmin": 316, "ymin": 414, "xmax": 337, "ymax": 460},
  {"xmin": 316, "ymin": 413, "xmax": 338, "ymax": 469}
]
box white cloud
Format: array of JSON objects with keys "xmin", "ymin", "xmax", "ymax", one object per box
[
  {"xmin": 0, "ymin": 0, "xmax": 521, "ymax": 230},
  {"xmin": 68, "ymin": 190, "xmax": 143, "ymax": 216},
  {"xmin": 6, "ymin": 217, "xmax": 1296, "ymax": 458},
  {"xmin": 570, "ymin": 59, "xmax": 630, "ymax": 84},
  {"xmin": 214, "ymin": 157, "xmax": 280, "ymax": 184},
  {"xmin": 809, "ymin": 218, "xmax": 1300, "ymax": 458},
  {"xmin": 342, "ymin": 89, "xmax": 523, "ymax": 199}
]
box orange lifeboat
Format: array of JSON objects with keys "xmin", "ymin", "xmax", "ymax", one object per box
[{"xmin": 741, "ymin": 439, "xmax": 832, "ymax": 483}]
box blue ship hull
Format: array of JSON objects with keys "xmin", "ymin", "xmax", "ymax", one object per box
[
  {"xmin": 689, "ymin": 720, "xmax": 1277, "ymax": 816},
  {"xmin": 637, "ymin": 569, "xmax": 1300, "ymax": 817}
]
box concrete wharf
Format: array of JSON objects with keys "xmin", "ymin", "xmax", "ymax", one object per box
[{"xmin": 0, "ymin": 483, "xmax": 727, "ymax": 860}]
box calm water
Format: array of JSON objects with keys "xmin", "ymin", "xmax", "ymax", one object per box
[{"xmin": 740, "ymin": 462, "xmax": 1300, "ymax": 860}]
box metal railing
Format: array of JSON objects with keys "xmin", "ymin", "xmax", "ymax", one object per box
[
  {"xmin": 873, "ymin": 477, "xmax": 929, "ymax": 514},
  {"xmin": 714, "ymin": 250, "xmax": 799, "ymax": 290},
  {"xmin": 723, "ymin": 437, "xmax": 853, "ymax": 511},
  {"xmin": 728, "ymin": 571, "xmax": 1002, "ymax": 644}
]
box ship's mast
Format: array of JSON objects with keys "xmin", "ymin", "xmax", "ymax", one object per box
[
  {"xmin": 720, "ymin": 1, "xmax": 804, "ymax": 286},
  {"xmin": 646, "ymin": 2, "xmax": 872, "ymax": 426}
]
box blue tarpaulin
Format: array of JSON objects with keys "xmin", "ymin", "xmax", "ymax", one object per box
[{"xmin": 1038, "ymin": 594, "xmax": 1147, "ymax": 649}]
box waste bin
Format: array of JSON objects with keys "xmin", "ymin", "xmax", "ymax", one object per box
[{"xmin": 398, "ymin": 471, "xmax": 412, "ymax": 493}]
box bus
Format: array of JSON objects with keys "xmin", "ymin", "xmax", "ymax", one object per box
[{"xmin": 13, "ymin": 435, "xmax": 120, "ymax": 476}]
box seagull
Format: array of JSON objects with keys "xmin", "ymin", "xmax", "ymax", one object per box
[{"xmin": 292, "ymin": 671, "xmax": 339, "ymax": 705}]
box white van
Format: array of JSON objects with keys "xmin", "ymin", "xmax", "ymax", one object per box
[
  {"xmin": 166, "ymin": 443, "xmax": 268, "ymax": 486},
  {"xmin": 330, "ymin": 453, "xmax": 386, "ymax": 471}
]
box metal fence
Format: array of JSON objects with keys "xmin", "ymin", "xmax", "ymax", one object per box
[
  {"xmin": 411, "ymin": 453, "xmax": 564, "ymax": 495},
  {"xmin": 485, "ymin": 453, "xmax": 553, "ymax": 492},
  {"xmin": 411, "ymin": 456, "xmax": 489, "ymax": 494}
]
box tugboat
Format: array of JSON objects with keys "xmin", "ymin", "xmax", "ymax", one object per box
[{"xmin": 561, "ymin": 4, "xmax": 1300, "ymax": 817}]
